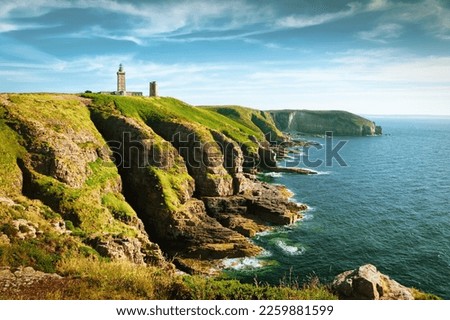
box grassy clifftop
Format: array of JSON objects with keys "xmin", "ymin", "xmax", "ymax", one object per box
[
  {"xmin": 270, "ymin": 109, "xmax": 382, "ymax": 136},
  {"xmin": 85, "ymin": 94, "xmax": 283, "ymax": 155},
  {"xmin": 0, "ymin": 93, "xmax": 339, "ymax": 299}
]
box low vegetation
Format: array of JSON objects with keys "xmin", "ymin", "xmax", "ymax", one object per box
[{"xmin": 14, "ymin": 257, "xmax": 336, "ymax": 300}]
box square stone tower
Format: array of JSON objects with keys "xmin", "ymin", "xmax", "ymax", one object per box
[
  {"xmin": 117, "ymin": 64, "xmax": 126, "ymax": 95},
  {"xmin": 149, "ymin": 81, "xmax": 158, "ymax": 97}
]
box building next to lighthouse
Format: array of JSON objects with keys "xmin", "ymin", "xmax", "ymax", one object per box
[{"xmin": 100, "ymin": 64, "xmax": 158, "ymax": 97}]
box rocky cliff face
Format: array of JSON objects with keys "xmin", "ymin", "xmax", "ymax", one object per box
[
  {"xmin": 0, "ymin": 93, "xmax": 307, "ymax": 274},
  {"xmin": 0, "ymin": 94, "xmax": 167, "ymax": 270},
  {"xmin": 270, "ymin": 110, "xmax": 382, "ymax": 136}
]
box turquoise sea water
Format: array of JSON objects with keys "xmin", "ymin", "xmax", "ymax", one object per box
[{"xmin": 226, "ymin": 117, "xmax": 450, "ymax": 299}]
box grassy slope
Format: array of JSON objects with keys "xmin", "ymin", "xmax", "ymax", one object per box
[
  {"xmin": 0, "ymin": 94, "xmax": 145, "ymax": 273},
  {"xmin": 270, "ymin": 109, "xmax": 375, "ymax": 131},
  {"xmin": 202, "ymin": 105, "xmax": 285, "ymax": 142},
  {"xmin": 85, "ymin": 94, "xmax": 281, "ymax": 154}
]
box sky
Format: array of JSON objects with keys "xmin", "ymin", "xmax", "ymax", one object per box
[{"xmin": 0, "ymin": 0, "xmax": 449, "ymax": 115}]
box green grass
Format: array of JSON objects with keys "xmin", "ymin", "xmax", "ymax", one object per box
[
  {"xmin": 7, "ymin": 94, "xmax": 103, "ymax": 140},
  {"xmin": 86, "ymin": 158, "xmax": 119, "ymax": 188},
  {"xmin": 50, "ymin": 257, "xmax": 337, "ymax": 300},
  {"xmin": 85, "ymin": 94, "xmax": 283, "ymax": 156},
  {"xmin": 183, "ymin": 275, "xmax": 337, "ymax": 300},
  {"xmin": 31, "ymin": 169, "xmax": 138, "ymax": 237},
  {"xmin": 0, "ymin": 118, "xmax": 26, "ymax": 196},
  {"xmin": 204, "ymin": 105, "xmax": 284, "ymax": 142},
  {"xmin": 0, "ymin": 239, "xmax": 60, "ymax": 273},
  {"xmin": 101, "ymin": 192, "xmax": 136, "ymax": 223},
  {"xmin": 148, "ymin": 167, "xmax": 192, "ymax": 211},
  {"xmin": 2, "ymin": 93, "xmax": 143, "ymax": 239}
]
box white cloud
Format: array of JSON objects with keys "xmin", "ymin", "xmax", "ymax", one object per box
[
  {"xmin": 358, "ymin": 23, "xmax": 403, "ymax": 42},
  {"xmin": 381, "ymin": 0, "xmax": 450, "ymax": 40},
  {"xmin": 366, "ymin": 0, "xmax": 390, "ymax": 11},
  {"xmin": 276, "ymin": 3, "xmax": 361, "ymax": 28},
  {"xmin": 0, "ymin": 23, "xmax": 18, "ymax": 32},
  {"xmin": 0, "ymin": 0, "xmax": 272, "ymax": 37}
]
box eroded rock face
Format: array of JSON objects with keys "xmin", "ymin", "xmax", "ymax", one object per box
[
  {"xmin": 210, "ymin": 131, "xmax": 253, "ymax": 194},
  {"xmin": 270, "ymin": 110, "xmax": 382, "ymax": 136},
  {"xmin": 11, "ymin": 219, "xmax": 40, "ymax": 240},
  {"xmin": 203, "ymin": 182, "xmax": 306, "ymax": 237},
  {"xmin": 332, "ymin": 264, "xmax": 414, "ymax": 300},
  {"xmin": 89, "ymin": 111, "xmax": 260, "ymax": 261},
  {"xmin": 147, "ymin": 121, "xmax": 234, "ymax": 197},
  {"xmin": 10, "ymin": 115, "xmax": 106, "ymax": 189},
  {"xmin": 88, "ymin": 235, "xmax": 165, "ymax": 265},
  {"xmin": 2, "ymin": 95, "xmax": 168, "ymax": 267}
]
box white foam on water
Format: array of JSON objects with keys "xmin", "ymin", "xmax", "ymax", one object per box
[
  {"xmin": 255, "ymin": 230, "xmax": 273, "ymax": 237},
  {"xmin": 262, "ymin": 172, "xmax": 283, "ymax": 178},
  {"xmin": 310, "ymin": 170, "xmax": 331, "ymax": 175},
  {"xmin": 275, "ymin": 240, "xmax": 306, "ymax": 256},
  {"xmin": 221, "ymin": 256, "xmax": 266, "ymax": 271},
  {"xmin": 302, "ymin": 212, "xmax": 314, "ymax": 221}
]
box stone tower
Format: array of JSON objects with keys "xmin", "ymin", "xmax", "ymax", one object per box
[
  {"xmin": 149, "ymin": 81, "xmax": 158, "ymax": 97},
  {"xmin": 117, "ymin": 64, "xmax": 126, "ymax": 95}
]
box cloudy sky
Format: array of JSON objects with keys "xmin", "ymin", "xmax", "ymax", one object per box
[{"xmin": 1, "ymin": 0, "xmax": 449, "ymax": 115}]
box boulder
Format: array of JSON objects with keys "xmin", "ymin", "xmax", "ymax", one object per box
[{"xmin": 332, "ymin": 264, "xmax": 414, "ymax": 300}]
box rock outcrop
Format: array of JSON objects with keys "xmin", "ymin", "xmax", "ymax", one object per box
[
  {"xmin": 332, "ymin": 264, "xmax": 414, "ymax": 300},
  {"xmin": 89, "ymin": 103, "xmax": 260, "ymax": 263},
  {"xmin": 1, "ymin": 93, "xmax": 311, "ymax": 275},
  {"xmin": 0, "ymin": 266, "xmax": 63, "ymax": 296},
  {"xmin": 1, "ymin": 94, "xmax": 168, "ymax": 267},
  {"xmin": 270, "ymin": 110, "xmax": 382, "ymax": 136}
]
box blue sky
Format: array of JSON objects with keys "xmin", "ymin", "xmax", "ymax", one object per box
[{"xmin": 1, "ymin": 0, "xmax": 449, "ymax": 115}]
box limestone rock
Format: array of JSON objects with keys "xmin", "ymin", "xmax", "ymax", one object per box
[
  {"xmin": 332, "ymin": 264, "xmax": 414, "ymax": 300},
  {"xmin": 148, "ymin": 120, "xmax": 234, "ymax": 197},
  {"xmin": 90, "ymin": 111, "xmax": 259, "ymax": 262},
  {"xmin": 89, "ymin": 236, "xmax": 147, "ymax": 264},
  {"xmin": 12, "ymin": 219, "xmax": 39, "ymax": 240},
  {"xmin": 0, "ymin": 266, "xmax": 62, "ymax": 295},
  {"xmin": 202, "ymin": 182, "xmax": 306, "ymax": 237}
]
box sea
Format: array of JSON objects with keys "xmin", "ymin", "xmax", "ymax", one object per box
[{"xmin": 224, "ymin": 117, "xmax": 450, "ymax": 299}]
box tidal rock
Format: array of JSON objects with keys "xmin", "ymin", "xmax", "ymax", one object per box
[
  {"xmin": 202, "ymin": 182, "xmax": 306, "ymax": 237},
  {"xmin": 332, "ymin": 264, "xmax": 414, "ymax": 300}
]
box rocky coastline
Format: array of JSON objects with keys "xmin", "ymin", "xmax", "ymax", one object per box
[
  {"xmin": 0, "ymin": 93, "xmax": 438, "ymax": 300},
  {"xmin": 0, "ymin": 93, "xmax": 311, "ymax": 275}
]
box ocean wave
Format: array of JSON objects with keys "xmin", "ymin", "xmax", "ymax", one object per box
[
  {"xmin": 302, "ymin": 212, "xmax": 314, "ymax": 221},
  {"xmin": 255, "ymin": 230, "xmax": 273, "ymax": 237},
  {"xmin": 307, "ymin": 170, "xmax": 331, "ymax": 175},
  {"xmin": 261, "ymin": 172, "xmax": 283, "ymax": 178},
  {"xmin": 221, "ymin": 256, "xmax": 266, "ymax": 270},
  {"xmin": 275, "ymin": 240, "xmax": 306, "ymax": 256}
]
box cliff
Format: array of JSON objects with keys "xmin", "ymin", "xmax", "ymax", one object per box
[
  {"xmin": 269, "ymin": 110, "xmax": 382, "ymax": 136},
  {"xmin": 0, "ymin": 94, "xmax": 438, "ymax": 300},
  {"xmin": 0, "ymin": 93, "xmax": 304, "ymax": 275}
]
